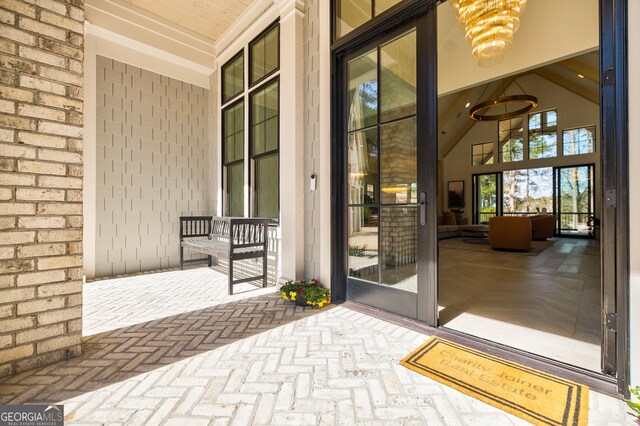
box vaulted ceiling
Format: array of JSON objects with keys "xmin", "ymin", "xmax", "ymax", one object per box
[{"xmin": 438, "ymin": 51, "xmax": 600, "ymax": 158}]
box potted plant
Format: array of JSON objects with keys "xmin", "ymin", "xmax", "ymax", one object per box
[
  {"xmin": 628, "ymin": 386, "xmax": 640, "ymax": 425},
  {"xmin": 280, "ymin": 279, "xmax": 331, "ymax": 308}
]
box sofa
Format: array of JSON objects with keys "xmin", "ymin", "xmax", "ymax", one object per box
[
  {"xmin": 530, "ymin": 214, "xmax": 556, "ymax": 240},
  {"xmin": 488, "ymin": 216, "xmax": 532, "ymax": 251},
  {"xmin": 437, "ymin": 211, "xmax": 468, "ymax": 240}
]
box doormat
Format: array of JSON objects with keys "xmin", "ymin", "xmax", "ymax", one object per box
[{"xmin": 400, "ymin": 337, "xmax": 588, "ymax": 426}]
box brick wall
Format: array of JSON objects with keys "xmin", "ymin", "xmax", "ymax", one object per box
[
  {"xmin": 95, "ymin": 56, "xmax": 210, "ymax": 276},
  {"xmin": 0, "ymin": 0, "xmax": 84, "ymax": 376},
  {"xmin": 303, "ymin": 0, "xmax": 320, "ymax": 278}
]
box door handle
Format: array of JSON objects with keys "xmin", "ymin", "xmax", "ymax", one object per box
[{"xmin": 419, "ymin": 192, "xmax": 426, "ymax": 226}]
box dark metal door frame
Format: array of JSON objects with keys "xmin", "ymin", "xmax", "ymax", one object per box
[{"xmin": 330, "ymin": 0, "xmax": 629, "ymax": 395}]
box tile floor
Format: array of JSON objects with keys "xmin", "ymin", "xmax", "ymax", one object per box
[{"xmin": 0, "ymin": 268, "xmax": 631, "ymax": 425}]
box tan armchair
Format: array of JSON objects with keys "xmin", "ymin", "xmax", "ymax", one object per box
[
  {"xmin": 488, "ymin": 216, "xmax": 532, "ymax": 251},
  {"xmin": 531, "ymin": 215, "xmax": 556, "ymax": 240}
]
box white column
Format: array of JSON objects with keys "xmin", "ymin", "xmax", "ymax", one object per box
[
  {"xmin": 278, "ymin": 0, "xmax": 305, "ymax": 281},
  {"xmin": 318, "ymin": 0, "xmax": 332, "ymax": 286},
  {"xmin": 83, "ymin": 31, "xmax": 97, "ymax": 279}
]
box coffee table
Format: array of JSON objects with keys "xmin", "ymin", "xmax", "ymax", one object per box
[{"xmin": 461, "ymin": 225, "xmax": 489, "ymax": 243}]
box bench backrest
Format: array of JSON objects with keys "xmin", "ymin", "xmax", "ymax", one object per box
[
  {"xmin": 211, "ymin": 217, "xmax": 270, "ymax": 249},
  {"xmin": 180, "ymin": 216, "xmax": 213, "ymax": 240}
]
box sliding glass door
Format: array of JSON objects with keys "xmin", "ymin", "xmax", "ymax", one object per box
[
  {"xmin": 472, "ymin": 173, "xmax": 501, "ymax": 224},
  {"xmin": 555, "ymin": 165, "xmax": 595, "ymax": 238}
]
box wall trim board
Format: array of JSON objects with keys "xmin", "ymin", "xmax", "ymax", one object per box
[{"xmin": 86, "ymin": 23, "xmax": 213, "ymax": 89}]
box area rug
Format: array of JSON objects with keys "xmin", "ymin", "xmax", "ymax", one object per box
[
  {"xmin": 400, "ymin": 337, "xmax": 589, "ymax": 426},
  {"xmin": 438, "ymin": 237, "xmax": 555, "ymax": 256}
]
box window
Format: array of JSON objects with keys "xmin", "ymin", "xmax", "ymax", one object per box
[
  {"xmin": 502, "ymin": 167, "xmax": 554, "ymax": 216},
  {"xmin": 222, "ymin": 52, "xmax": 243, "ymax": 104},
  {"xmin": 498, "ymin": 117, "xmax": 524, "ymax": 162},
  {"xmin": 472, "ymin": 142, "xmax": 494, "ymax": 166},
  {"xmin": 528, "ymin": 110, "xmax": 558, "ymax": 159},
  {"xmin": 223, "ymin": 101, "xmax": 244, "ymax": 217},
  {"xmin": 473, "ymin": 173, "xmax": 501, "ymax": 224},
  {"xmin": 563, "ymin": 126, "xmax": 595, "ymax": 155},
  {"xmin": 250, "ymin": 80, "xmax": 279, "ymax": 219},
  {"xmin": 250, "ymin": 24, "xmax": 279, "ymax": 86},
  {"xmin": 335, "ymin": 0, "xmax": 403, "ymax": 38},
  {"xmin": 220, "ymin": 22, "xmax": 280, "ymax": 221}
]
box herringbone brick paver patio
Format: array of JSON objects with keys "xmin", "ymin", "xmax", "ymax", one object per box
[{"xmin": 0, "ymin": 268, "xmax": 630, "ymax": 425}]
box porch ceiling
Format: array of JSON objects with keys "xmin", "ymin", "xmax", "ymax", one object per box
[{"xmin": 121, "ymin": 0, "xmax": 255, "ymax": 43}]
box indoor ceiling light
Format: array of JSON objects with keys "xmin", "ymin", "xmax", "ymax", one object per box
[
  {"xmin": 578, "ymin": 74, "xmax": 585, "ymax": 79},
  {"xmin": 469, "ymin": 78, "xmax": 537, "ymax": 121},
  {"xmin": 465, "ymin": 102, "xmax": 471, "ymax": 108},
  {"xmin": 450, "ymin": 0, "xmax": 528, "ymax": 67},
  {"xmin": 381, "ymin": 185, "xmax": 409, "ymax": 194}
]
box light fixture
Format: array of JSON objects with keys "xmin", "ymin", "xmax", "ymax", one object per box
[
  {"xmin": 465, "ymin": 102, "xmax": 471, "ymax": 108},
  {"xmin": 578, "ymin": 74, "xmax": 585, "ymax": 79},
  {"xmin": 381, "ymin": 185, "xmax": 409, "ymax": 194},
  {"xmin": 469, "ymin": 78, "xmax": 537, "ymax": 121},
  {"xmin": 450, "ymin": 0, "xmax": 528, "ymax": 67}
]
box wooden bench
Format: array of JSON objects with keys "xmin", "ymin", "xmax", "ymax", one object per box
[{"xmin": 179, "ymin": 216, "xmax": 270, "ymax": 295}]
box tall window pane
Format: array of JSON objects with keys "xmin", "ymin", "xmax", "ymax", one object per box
[
  {"xmin": 250, "ymin": 25, "xmax": 279, "ymax": 85},
  {"xmin": 223, "ymin": 101, "xmax": 244, "ymax": 216},
  {"xmin": 251, "ymin": 80, "xmax": 279, "ymax": 219},
  {"xmin": 348, "ymin": 50, "xmax": 378, "ymax": 132},
  {"xmin": 348, "ymin": 128, "xmax": 378, "ymax": 205},
  {"xmin": 380, "ymin": 30, "xmax": 416, "ymax": 123},
  {"xmin": 227, "ymin": 163, "xmax": 244, "ymax": 217},
  {"xmin": 499, "ymin": 117, "xmax": 524, "ymax": 162},
  {"xmin": 255, "ymin": 153, "xmax": 279, "ymax": 218},
  {"xmin": 222, "ymin": 53, "xmax": 243, "ymax": 104},
  {"xmin": 529, "ymin": 110, "xmax": 558, "ymax": 159}
]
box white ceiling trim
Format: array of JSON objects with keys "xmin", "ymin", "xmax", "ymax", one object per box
[
  {"xmin": 214, "ymin": 0, "xmax": 278, "ymax": 62},
  {"xmin": 86, "ymin": 0, "xmax": 215, "ymax": 69},
  {"xmin": 86, "ymin": 22, "xmax": 213, "ymax": 88}
]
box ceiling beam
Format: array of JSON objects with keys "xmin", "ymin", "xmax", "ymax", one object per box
[
  {"xmin": 534, "ymin": 68, "xmax": 599, "ymax": 105},
  {"xmin": 556, "ymin": 58, "xmax": 599, "ymax": 84},
  {"xmin": 441, "ymin": 83, "xmax": 505, "ymax": 159},
  {"xmin": 438, "ymin": 88, "xmax": 473, "ymax": 131}
]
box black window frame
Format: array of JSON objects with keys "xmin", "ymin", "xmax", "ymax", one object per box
[
  {"xmin": 562, "ymin": 125, "xmax": 597, "ymax": 156},
  {"xmin": 249, "ymin": 76, "xmax": 280, "ymax": 222},
  {"xmin": 528, "ymin": 108, "xmax": 558, "ymax": 160},
  {"xmin": 471, "ymin": 141, "xmax": 495, "ymax": 166},
  {"xmin": 249, "ymin": 21, "xmax": 281, "ymax": 88},
  {"xmin": 221, "ymin": 50, "xmax": 245, "ymax": 105},
  {"xmin": 222, "ymin": 98, "xmax": 245, "ymax": 217}
]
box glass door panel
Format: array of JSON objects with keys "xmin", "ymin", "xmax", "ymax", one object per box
[
  {"xmin": 346, "ymin": 28, "xmax": 423, "ymax": 319},
  {"xmin": 473, "ymin": 173, "xmax": 500, "ymax": 224},
  {"xmin": 556, "ymin": 165, "xmax": 595, "ymax": 237}
]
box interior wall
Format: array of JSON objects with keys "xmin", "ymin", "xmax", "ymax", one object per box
[
  {"xmin": 95, "ymin": 56, "xmax": 210, "ymax": 276},
  {"xmin": 442, "ymin": 73, "xmax": 600, "ymax": 222},
  {"xmin": 437, "ymin": 0, "xmax": 599, "ymax": 95}
]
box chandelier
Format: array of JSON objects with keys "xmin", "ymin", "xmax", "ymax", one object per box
[
  {"xmin": 450, "ymin": 0, "xmax": 528, "ymax": 67},
  {"xmin": 469, "ymin": 78, "xmax": 537, "ymax": 121}
]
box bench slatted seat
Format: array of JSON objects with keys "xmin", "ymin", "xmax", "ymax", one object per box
[{"xmin": 180, "ymin": 216, "xmax": 270, "ymax": 295}]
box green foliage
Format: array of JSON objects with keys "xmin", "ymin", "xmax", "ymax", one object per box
[
  {"xmin": 628, "ymin": 386, "xmax": 640, "ymax": 421},
  {"xmin": 280, "ymin": 279, "xmax": 331, "ymax": 307}
]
